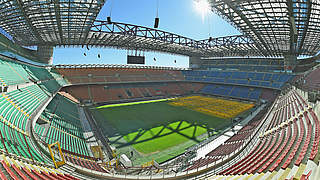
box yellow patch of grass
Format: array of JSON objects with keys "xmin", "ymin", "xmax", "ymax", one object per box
[{"xmin": 169, "ymin": 96, "xmax": 254, "ymax": 119}]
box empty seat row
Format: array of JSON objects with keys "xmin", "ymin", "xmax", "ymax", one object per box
[
  {"xmin": 183, "ymin": 70, "xmax": 293, "ymax": 89},
  {"xmin": 36, "ymin": 94, "xmax": 90, "ymax": 157},
  {"xmin": 201, "ymin": 84, "xmax": 261, "ymax": 100}
]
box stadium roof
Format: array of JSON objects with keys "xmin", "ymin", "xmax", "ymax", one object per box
[
  {"xmin": 0, "ymin": 0, "xmax": 105, "ymax": 45},
  {"xmin": 209, "ymin": 0, "xmax": 320, "ymax": 57},
  {"xmin": 1, "ymin": 0, "xmax": 320, "ymax": 58},
  {"xmin": 0, "ymin": 0, "xmax": 259, "ymax": 57},
  {"xmin": 88, "ymin": 21, "xmax": 261, "ymax": 57}
]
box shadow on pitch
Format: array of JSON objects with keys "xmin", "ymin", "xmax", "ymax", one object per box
[{"xmin": 110, "ymin": 120, "xmax": 215, "ymax": 148}]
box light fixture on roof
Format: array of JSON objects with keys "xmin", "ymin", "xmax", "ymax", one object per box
[
  {"xmin": 154, "ymin": 18, "xmax": 159, "ymax": 28},
  {"xmin": 107, "ymin": 0, "xmax": 113, "ymax": 24},
  {"xmin": 107, "ymin": 16, "xmax": 112, "ymax": 24},
  {"xmin": 154, "ymin": 0, "xmax": 160, "ymax": 28}
]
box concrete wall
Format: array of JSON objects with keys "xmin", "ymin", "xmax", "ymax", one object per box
[
  {"xmin": 36, "ymin": 45, "xmax": 54, "ymax": 65},
  {"xmin": 189, "ymin": 56, "xmax": 202, "ymax": 69}
]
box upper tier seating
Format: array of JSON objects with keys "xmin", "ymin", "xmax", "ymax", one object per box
[
  {"xmin": 0, "ymin": 58, "xmax": 31, "ymax": 86},
  {"xmin": 183, "ymin": 70, "xmax": 293, "ymax": 89},
  {"xmin": 56, "ymin": 67, "xmax": 185, "ymax": 84},
  {"xmin": 301, "ymin": 67, "xmax": 320, "ymax": 90},
  {"xmin": 293, "ymin": 58, "xmax": 317, "ymax": 73},
  {"xmin": 201, "ymin": 59, "xmax": 284, "ymax": 72},
  {"xmin": 0, "ymin": 58, "xmax": 66, "ymax": 88}
]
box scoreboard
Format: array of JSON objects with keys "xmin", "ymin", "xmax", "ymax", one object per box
[{"xmin": 127, "ymin": 55, "xmax": 145, "ymax": 64}]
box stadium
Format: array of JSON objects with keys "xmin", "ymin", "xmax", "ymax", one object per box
[{"xmin": 0, "ymin": 0, "xmax": 319, "ymax": 179}]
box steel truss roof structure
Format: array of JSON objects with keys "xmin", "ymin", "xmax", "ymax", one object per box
[
  {"xmin": 0, "ymin": 0, "xmax": 319, "ymax": 58},
  {"xmin": 0, "ymin": 0, "xmax": 105, "ymax": 46},
  {"xmin": 0, "ymin": 0, "xmax": 264, "ymax": 57},
  {"xmin": 87, "ymin": 21, "xmax": 260, "ymax": 57},
  {"xmin": 209, "ymin": 0, "xmax": 320, "ymax": 57}
]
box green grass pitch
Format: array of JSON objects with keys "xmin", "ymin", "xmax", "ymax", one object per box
[
  {"xmin": 123, "ymin": 121, "xmax": 207, "ymax": 154},
  {"xmin": 90, "ymin": 98, "xmax": 234, "ymax": 163}
]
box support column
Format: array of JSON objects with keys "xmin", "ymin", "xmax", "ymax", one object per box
[
  {"xmin": 189, "ymin": 56, "xmax": 202, "ymax": 69},
  {"xmin": 283, "ymin": 54, "xmax": 297, "ymax": 73},
  {"xmin": 37, "ymin": 45, "xmax": 54, "ymax": 64}
]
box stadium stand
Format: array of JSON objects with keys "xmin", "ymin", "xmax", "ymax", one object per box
[
  {"xmin": 2, "ymin": 0, "xmax": 320, "ymax": 178},
  {"xmin": 0, "ymin": 57, "xmax": 98, "ymax": 179},
  {"xmin": 293, "ymin": 57, "xmax": 318, "ymax": 73},
  {"xmin": 0, "ymin": 85, "xmax": 51, "ymax": 163},
  {"xmin": 2, "ymin": 50, "xmax": 320, "ymax": 180},
  {"xmin": 181, "ymin": 88, "xmax": 320, "ymax": 179},
  {"xmin": 200, "ymin": 84, "xmax": 262, "ymax": 101},
  {"xmin": 184, "ymin": 107, "xmax": 267, "ymax": 172},
  {"xmin": 183, "ymin": 70, "xmax": 293, "ymax": 89},
  {"xmin": 63, "ymin": 153, "xmax": 107, "ymax": 173},
  {"xmin": 62, "ymin": 83, "xmax": 205, "ymax": 103},
  {"xmin": 300, "ymin": 66, "xmax": 320, "ymax": 91},
  {"xmin": 201, "ymin": 58, "xmax": 284, "ymax": 72},
  {"xmin": 56, "ymin": 66, "xmax": 185, "ymax": 84},
  {"xmin": 1, "ymin": 51, "xmax": 320, "ymax": 179},
  {"xmin": 0, "ymin": 155, "xmax": 79, "ymax": 180},
  {"xmin": 35, "ymin": 94, "xmax": 90, "ymax": 156},
  {"xmin": 0, "ymin": 58, "xmax": 32, "ymax": 86}
]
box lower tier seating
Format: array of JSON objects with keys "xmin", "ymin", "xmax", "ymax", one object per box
[
  {"xmin": 0, "ymin": 154, "xmax": 79, "ymax": 180},
  {"xmin": 35, "ymin": 94, "xmax": 89, "ymax": 157},
  {"xmin": 184, "ymin": 89, "xmax": 319, "ymax": 177},
  {"xmin": 64, "ymin": 153, "xmax": 107, "ymax": 173},
  {"xmin": 185, "ymin": 107, "xmax": 267, "ymax": 171},
  {"xmin": 200, "ymin": 84, "xmax": 261, "ymax": 100},
  {"xmin": 218, "ymin": 90, "xmax": 318, "ymax": 175},
  {"xmin": 62, "ymin": 83, "xmax": 205, "ymax": 103}
]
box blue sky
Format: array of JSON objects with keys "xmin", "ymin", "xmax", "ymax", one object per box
[{"xmin": 53, "ymin": 0, "xmax": 240, "ymax": 67}]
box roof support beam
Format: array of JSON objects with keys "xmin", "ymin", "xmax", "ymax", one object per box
[
  {"xmin": 286, "ymin": 0, "xmax": 298, "ymax": 55},
  {"xmin": 297, "ymin": 1, "xmax": 312, "ymax": 54},
  {"xmin": 210, "ymin": 0, "xmax": 272, "ymax": 57},
  {"xmin": 14, "ymin": 0, "xmax": 43, "ymax": 43},
  {"xmin": 88, "ymin": 20, "xmax": 258, "ymax": 57},
  {"xmin": 226, "ymin": 3, "xmax": 274, "ymax": 56},
  {"xmin": 54, "ymin": 0, "xmax": 64, "ymax": 44}
]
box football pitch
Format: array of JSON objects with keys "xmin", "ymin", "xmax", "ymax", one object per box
[{"xmin": 90, "ymin": 96, "xmax": 253, "ymax": 164}]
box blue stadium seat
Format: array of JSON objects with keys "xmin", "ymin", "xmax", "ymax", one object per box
[{"xmin": 184, "ymin": 70, "xmax": 291, "ymax": 89}]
